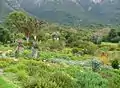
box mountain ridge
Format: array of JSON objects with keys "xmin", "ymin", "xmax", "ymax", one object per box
[{"xmin": 0, "ymin": 0, "xmax": 120, "ymax": 25}]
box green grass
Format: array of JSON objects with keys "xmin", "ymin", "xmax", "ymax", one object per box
[
  {"xmin": 101, "ymin": 42, "xmax": 118, "ymax": 46},
  {"xmin": 3, "ymin": 59, "xmax": 108, "ymax": 88},
  {"xmin": 0, "ymin": 76, "xmax": 16, "ymax": 88}
]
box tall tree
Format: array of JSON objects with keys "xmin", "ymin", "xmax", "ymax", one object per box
[
  {"xmin": 5, "ymin": 11, "xmax": 45, "ymax": 42},
  {"xmin": 5, "ymin": 11, "xmax": 31, "ymax": 42}
]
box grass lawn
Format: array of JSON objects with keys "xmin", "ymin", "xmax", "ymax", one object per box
[{"xmin": 0, "ymin": 76, "xmax": 16, "ymax": 88}]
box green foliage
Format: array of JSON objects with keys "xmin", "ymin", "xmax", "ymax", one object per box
[
  {"xmin": 62, "ymin": 48, "xmax": 72, "ymax": 54},
  {"xmin": 4, "ymin": 66, "xmax": 19, "ymax": 73},
  {"xmin": 5, "ymin": 11, "xmax": 29, "ymax": 35},
  {"xmin": 78, "ymin": 41, "xmax": 98, "ymax": 55},
  {"xmin": 72, "ymin": 47, "xmax": 79, "ymax": 54},
  {"xmin": 92, "ymin": 60, "xmax": 101, "ymax": 72},
  {"xmin": 0, "ymin": 25, "xmax": 11, "ymax": 44},
  {"xmin": 1, "ymin": 11, "xmax": 120, "ymax": 88},
  {"xmin": 5, "ymin": 11, "xmax": 45, "ymax": 43},
  {"xmin": 111, "ymin": 59, "xmax": 119, "ymax": 69},
  {"xmin": 72, "ymin": 47, "xmax": 84, "ymax": 56},
  {"xmin": 3, "ymin": 59, "xmax": 109, "ymax": 88},
  {"xmin": 22, "ymin": 49, "xmax": 31, "ymax": 58},
  {"xmin": 75, "ymin": 72, "xmax": 108, "ymax": 88},
  {"xmin": 45, "ymin": 39, "xmax": 65, "ymax": 50},
  {"xmin": 0, "ymin": 61, "xmax": 11, "ymax": 68},
  {"xmin": 99, "ymin": 69, "xmax": 120, "ymax": 88},
  {"xmin": 91, "ymin": 35, "xmax": 102, "ymax": 44},
  {"xmin": 4, "ymin": 61, "xmax": 27, "ymax": 73},
  {"xmin": 50, "ymin": 72, "xmax": 75, "ymax": 88},
  {"xmin": 108, "ymin": 29, "xmax": 117, "ymax": 40},
  {"xmin": 107, "ymin": 29, "xmax": 120, "ymax": 43},
  {"xmin": 99, "ymin": 42, "xmax": 119, "ymax": 51},
  {"xmin": 16, "ymin": 70, "xmax": 28, "ymax": 81},
  {"xmin": 23, "ymin": 76, "xmax": 59, "ymax": 88},
  {"xmin": 0, "ymin": 59, "xmax": 16, "ymax": 68},
  {"xmin": 0, "ymin": 77, "xmax": 16, "ymax": 88}
]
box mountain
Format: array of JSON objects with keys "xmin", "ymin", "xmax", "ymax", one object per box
[
  {"xmin": 0, "ymin": 0, "xmax": 120, "ymax": 25},
  {"xmin": 0, "ymin": 0, "xmax": 11, "ymax": 20}
]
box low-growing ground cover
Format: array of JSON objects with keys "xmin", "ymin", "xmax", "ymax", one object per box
[
  {"xmin": 0, "ymin": 59, "xmax": 109, "ymax": 88},
  {"xmin": 0, "ymin": 58, "xmax": 118, "ymax": 88},
  {"xmin": 0, "ymin": 11, "xmax": 120, "ymax": 88},
  {"xmin": 0, "ymin": 76, "xmax": 16, "ymax": 88}
]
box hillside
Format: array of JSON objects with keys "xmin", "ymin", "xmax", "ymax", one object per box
[
  {"xmin": 0, "ymin": 0, "xmax": 11, "ymax": 20},
  {"xmin": 0, "ymin": 0, "xmax": 120, "ymax": 25},
  {"xmin": 0, "ymin": 10, "xmax": 120, "ymax": 88}
]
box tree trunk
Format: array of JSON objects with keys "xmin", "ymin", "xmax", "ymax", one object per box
[
  {"xmin": 25, "ymin": 32, "xmax": 30, "ymax": 43},
  {"xmin": 26, "ymin": 37, "xmax": 29, "ymax": 43}
]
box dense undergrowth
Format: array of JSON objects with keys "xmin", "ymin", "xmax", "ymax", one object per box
[
  {"xmin": 0, "ymin": 59, "xmax": 107, "ymax": 88},
  {"xmin": 0, "ymin": 76, "xmax": 16, "ymax": 88},
  {"xmin": 0, "ymin": 11, "xmax": 120, "ymax": 88},
  {"xmin": 0, "ymin": 58, "xmax": 119, "ymax": 88}
]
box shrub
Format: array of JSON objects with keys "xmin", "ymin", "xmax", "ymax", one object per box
[
  {"xmin": 16, "ymin": 70, "xmax": 28, "ymax": 81},
  {"xmin": 62, "ymin": 48, "xmax": 72, "ymax": 54},
  {"xmin": 4, "ymin": 61, "xmax": 26, "ymax": 73},
  {"xmin": 23, "ymin": 76, "xmax": 59, "ymax": 88},
  {"xmin": 23, "ymin": 77, "xmax": 38, "ymax": 88},
  {"xmin": 92, "ymin": 59, "xmax": 101, "ymax": 72},
  {"xmin": 22, "ymin": 50, "xmax": 31, "ymax": 58},
  {"xmin": 99, "ymin": 42, "xmax": 118, "ymax": 51},
  {"xmin": 0, "ymin": 59, "xmax": 16, "ymax": 68},
  {"xmin": 2, "ymin": 59, "xmax": 110, "ymax": 88},
  {"xmin": 78, "ymin": 41, "xmax": 97, "ymax": 55},
  {"xmin": 4, "ymin": 66, "xmax": 19, "ymax": 73},
  {"xmin": 72, "ymin": 48, "xmax": 79, "ymax": 54},
  {"xmin": 99, "ymin": 69, "xmax": 120, "ymax": 88},
  {"xmin": 37, "ymin": 77, "xmax": 59, "ymax": 88},
  {"xmin": 50, "ymin": 72, "xmax": 76, "ymax": 88},
  {"xmin": 45, "ymin": 39, "xmax": 65, "ymax": 50},
  {"xmin": 0, "ymin": 61, "xmax": 10, "ymax": 68},
  {"xmin": 75, "ymin": 71, "xmax": 108, "ymax": 88},
  {"xmin": 111, "ymin": 59, "xmax": 119, "ymax": 69}
]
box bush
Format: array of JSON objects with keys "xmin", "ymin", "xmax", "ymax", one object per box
[
  {"xmin": 99, "ymin": 42, "xmax": 118, "ymax": 51},
  {"xmin": 44, "ymin": 39, "xmax": 65, "ymax": 51},
  {"xmin": 23, "ymin": 77, "xmax": 38, "ymax": 88},
  {"xmin": 62, "ymin": 48, "xmax": 72, "ymax": 54},
  {"xmin": 22, "ymin": 50, "xmax": 31, "ymax": 58},
  {"xmin": 50, "ymin": 72, "xmax": 76, "ymax": 88},
  {"xmin": 0, "ymin": 61, "xmax": 10, "ymax": 68},
  {"xmin": 72, "ymin": 48, "xmax": 79, "ymax": 54},
  {"xmin": 78, "ymin": 41, "xmax": 97, "ymax": 55},
  {"xmin": 75, "ymin": 71, "xmax": 108, "ymax": 88},
  {"xmin": 4, "ymin": 66, "xmax": 19, "ymax": 73},
  {"xmin": 2, "ymin": 59, "xmax": 111, "ymax": 88},
  {"xmin": 4, "ymin": 61, "xmax": 26, "ymax": 73},
  {"xmin": 16, "ymin": 70, "xmax": 28, "ymax": 81},
  {"xmin": 23, "ymin": 76, "xmax": 59, "ymax": 88},
  {"xmin": 111, "ymin": 59, "xmax": 119, "ymax": 69},
  {"xmin": 92, "ymin": 59, "xmax": 101, "ymax": 72},
  {"xmin": 99, "ymin": 69, "xmax": 120, "ymax": 88},
  {"xmin": 0, "ymin": 59, "xmax": 16, "ymax": 68}
]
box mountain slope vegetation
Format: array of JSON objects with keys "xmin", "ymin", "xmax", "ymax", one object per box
[{"xmin": 0, "ymin": 0, "xmax": 120, "ymax": 25}]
